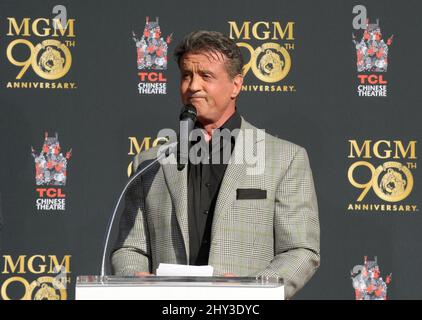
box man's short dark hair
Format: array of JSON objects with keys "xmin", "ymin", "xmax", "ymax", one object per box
[{"xmin": 174, "ymin": 30, "xmax": 244, "ymax": 79}]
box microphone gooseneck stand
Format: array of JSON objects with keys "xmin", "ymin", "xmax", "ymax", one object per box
[{"xmin": 100, "ymin": 142, "xmax": 178, "ymax": 278}]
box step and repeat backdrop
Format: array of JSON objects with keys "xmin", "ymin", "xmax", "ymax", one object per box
[{"xmin": 0, "ymin": 0, "xmax": 421, "ymax": 300}]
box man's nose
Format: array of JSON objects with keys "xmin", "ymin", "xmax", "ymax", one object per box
[{"xmin": 188, "ymin": 74, "xmax": 202, "ymax": 92}]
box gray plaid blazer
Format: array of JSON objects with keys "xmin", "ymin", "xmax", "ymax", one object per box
[{"xmin": 111, "ymin": 117, "xmax": 320, "ymax": 299}]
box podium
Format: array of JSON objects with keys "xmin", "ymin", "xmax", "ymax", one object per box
[{"xmin": 75, "ymin": 276, "xmax": 284, "ymax": 300}]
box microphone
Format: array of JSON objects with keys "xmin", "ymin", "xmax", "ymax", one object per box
[
  {"xmin": 180, "ymin": 103, "xmax": 197, "ymax": 123},
  {"xmin": 178, "ymin": 104, "xmax": 197, "ymax": 170}
]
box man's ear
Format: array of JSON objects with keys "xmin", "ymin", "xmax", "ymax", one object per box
[{"xmin": 231, "ymin": 74, "xmax": 244, "ymax": 99}]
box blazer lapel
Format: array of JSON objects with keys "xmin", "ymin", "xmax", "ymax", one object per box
[{"xmin": 161, "ymin": 153, "xmax": 190, "ymax": 264}]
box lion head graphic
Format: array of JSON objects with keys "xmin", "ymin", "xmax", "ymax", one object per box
[{"xmin": 379, "ymin": 168, "xmax": 406, "ymax": 196}]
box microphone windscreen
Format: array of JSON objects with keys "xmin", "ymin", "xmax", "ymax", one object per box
[{"xmin": 179, "ymin": 104, "xmax": 197, "ymax": 122}]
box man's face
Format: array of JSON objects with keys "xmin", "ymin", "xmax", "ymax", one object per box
[{"xmin": 179, "ymin": 51, "xmax": 243, "ymax": 125}]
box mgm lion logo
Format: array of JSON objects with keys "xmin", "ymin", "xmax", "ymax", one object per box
[
  {"xmin": 379, "ymin": 168, "xmax": 406, "ymax": 196},
  {"xmin": 252, "ymin": 43, "xmax": 291, "ymax": 83},
  {"xmin": 34, "ymin": 283, "xmax": 60, "ymax": 300},
  {"xmin": 32, "ymin": 40, "xmax": 72, "ymax": 80},
  {"xmin": 258, "ymin": 49, "xmax": 284, "ymax": 78},
  {"xmin": 239, "ymin": 42, "xmax": 291, "ymax": 83},
  {"xmin": 38, "ymin": 46, "xmax": 65, "ymax": 75},
  {"xmin": 30, "ymin": 276, "xmax": 67, "ymax": 300},
  {"xmin": 373, "ymin": 162, "xmax": 414, "ymax": 202}
]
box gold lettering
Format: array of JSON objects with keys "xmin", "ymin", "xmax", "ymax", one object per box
[
  {"xmin": 228, "ymin": 21, "xmax": 250, "ymax": 40},
  {"xmin": 128, "ymin": 137, "xmax": 151, "ymax": 156},
  {"xmin": 52, "ymin": 19, "xmax": 76, "ymax": 37},
  {"xmin": 1, "ymin": 277, "xmax": 31, "ymax": 300},
  {"xmin": 252, "ymin": 22, "xmax": 270, "ymax": 40},
  {"xmin": 373, "ymin": 140, "xmax": 391, "ymax": 159},
  {"xmin": 272, "ymin": 22, "xmax": 295, "ymax": 40},
  {"xmin": 2, "ymin": 255, "xmax": 26, "ymax": 274},
  {"xmin": 348, "ymin": 140, "xmax": 372, "ymax": 158},
  {"xmin": 28, "ymin": 255, "xmax": 46, "ymax": 274},
  {"xmin": 32, "ymin": 18, "xmax": 50, "ymax": 37},
  {"xmin": 7, "ymin": 18, "xmax": 30, "ymax": 36},
  {"xmin": 6, "ymin": 17, "xmax": 75, "ymax": 37},
  {"xmin": 49, "ymin": 255, "xmax": 71, "ymax": 273},
  {"xmin": 394, "ymin": 141, "xmax": 417, "ymax": 159}
]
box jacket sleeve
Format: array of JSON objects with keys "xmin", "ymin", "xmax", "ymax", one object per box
[
  {"xmin": 111, "ymin": 157, "xmax": 151, "ymax": 276},
  {"xmin": 255, "ymin": 147, "xmax": 320, "ymax": 299}
]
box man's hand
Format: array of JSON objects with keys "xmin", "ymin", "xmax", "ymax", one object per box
[
  {"xmin": 223, "ymin": 273, "xmax": 237, "ymax": 277},
  {"xmin": 134, "ymin": 272, "xmax": 154, "ymax": 277}
]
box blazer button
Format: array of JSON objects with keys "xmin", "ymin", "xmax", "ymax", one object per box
[
  {"xmin": 203, "ymin": 210, "xmax": 209, "ymax": 215},
  {"xmin": 205, "ymin": 182, "xmax": 211, "ymax": 188}
]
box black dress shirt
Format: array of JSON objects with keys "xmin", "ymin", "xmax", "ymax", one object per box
[{"xmin": 187, "ymin": 111, "xmax": 241, "ymax": 265}]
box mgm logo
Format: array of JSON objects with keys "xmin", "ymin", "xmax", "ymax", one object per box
[
  {"xmin": 228, "ymin": 21, "xmax": 295, "ymax": 92},
  {"xmin": 5, "ymin": 6, "xmax": 77, "ymax": 89},
  {"xmin": 1, "ymin": 255, "xmax": 71, "ymax": 300},
  {"xmin": 347, "ymin": 140, "xmax": 418, "ymax": 212}
]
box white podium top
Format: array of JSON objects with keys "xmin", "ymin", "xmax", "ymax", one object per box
[{"xmin": 75, "ymin": 276, "xmax": 284, "ymax": 300}]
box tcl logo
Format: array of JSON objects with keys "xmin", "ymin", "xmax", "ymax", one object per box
[
  {"xmin": 357, "ymin": 74, "xmax": 387, "ymax": 84},
  {"xmin": 138, "ymin": 72, "xmax": 167, "ymax": 82},
  {"xmin": 36, "ymin": 188, "xmax": 65, "ymax": 198}
]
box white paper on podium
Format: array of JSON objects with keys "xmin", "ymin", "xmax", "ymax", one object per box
[{"xmin": 156, "ymin": 263, "xmax": 214, "ymax": 277}]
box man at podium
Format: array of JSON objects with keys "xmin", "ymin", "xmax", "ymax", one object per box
[{"xmin": 111, "ymin": 30, "xmax": 320, "ymax": 299}]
